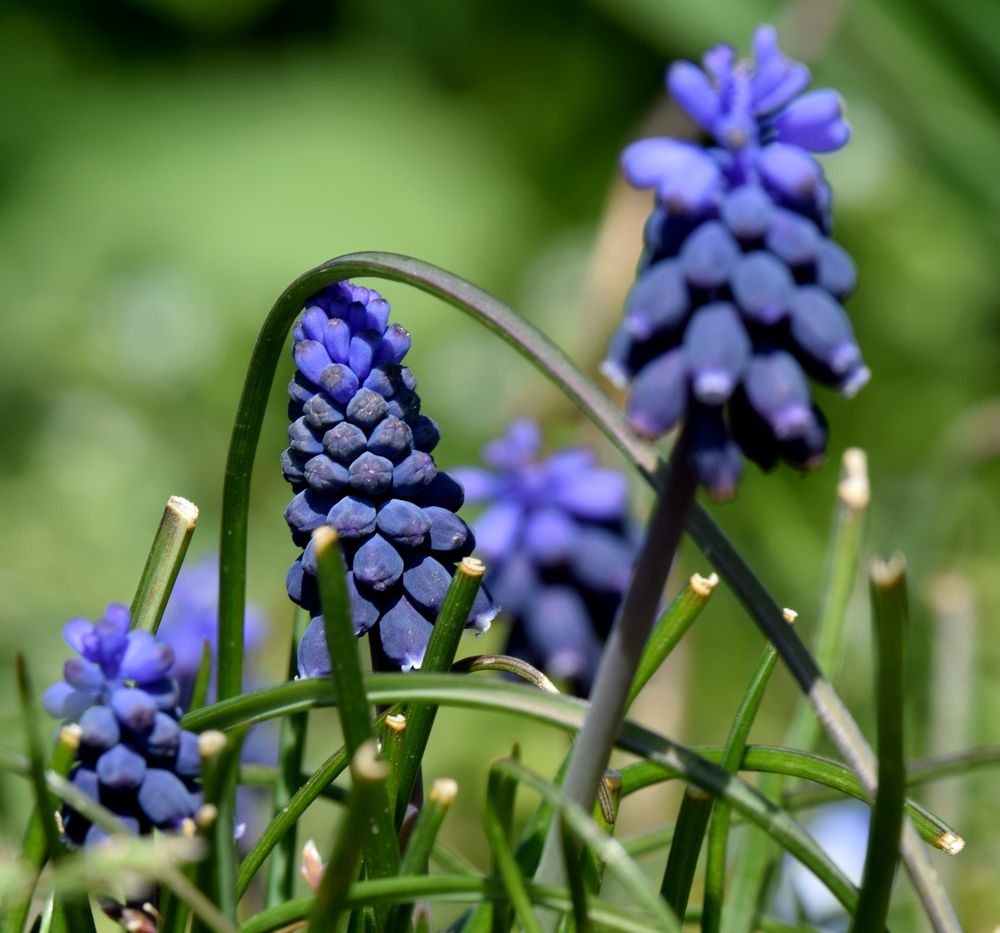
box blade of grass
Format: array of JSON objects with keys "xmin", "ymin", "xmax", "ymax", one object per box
[
  {"xmin": 627, "ymin": 571, "xmax": 719, "ymax": 708},
  {"xmin": 387, "ymin": 777, "xmax": 460, "ymax": 933},
  {"xmin": 394, "ymin": 557, "xmax": 485, "ymax": 826},
  {"xmin": 312, "ymin": 526, "xmax": 400, "ymax": 917},
  {"xmin": 850, "ymin": 557, "xmax": 909, "ymax": 932},
  {"xmin": 188, "ymin": 639, "xmax": 214, "ymax": 714},
  {"xmin": 265, "ymin": 606, "xmax": 311, "ymax": 908},
  {"xmin": 130, "ymin": 495, "xmax": 199, "ymax": 634},
  {"xmin": 702, "ymin": 634, "xmax": 783, "ymax": 933},
  {"xmin": 14, "ymin": 658, "xmax": 96, "ymax": 933},
  {"xmin": 308, "ymin": 741, "xmax": 389, "ymax": 933},
  {"xmin": 3, "ymin": 724, "xmax": 81, "ymax": 932}
]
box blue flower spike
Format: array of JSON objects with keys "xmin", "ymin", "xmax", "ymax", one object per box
[
  {"xmin": 282, "ymin": 282, "xmax": 497, "ymax": 676},
  {"xmin": 454, "ymin": 421, "xmax": 636, "ymax": 691},
  {"xmin": 607, "ymin": 25, "xmax": 866, "ymax": 499},
  {"xmin": 43, "ymin": 604, "xmax": 202, "ymax": 846}
]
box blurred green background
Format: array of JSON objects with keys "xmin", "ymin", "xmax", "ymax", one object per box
[{"xmin": 1, "ymin": 0, "xmax": 999, "ymax": 927}]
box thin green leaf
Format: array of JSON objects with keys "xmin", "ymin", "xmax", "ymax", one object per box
[
  {"xmin": 265, "ymin": 606, "xmax": 311, "ymax": 908},
  {"xmin": 627, "ymin": 571, "xmax": 719, "ymax": 708},
  {"xmin": 660, "ymin": 786, "xmax": 713, "ymax": 918},
  {"xmin": 309, "ymin": 741, "xmax": 389, "ymax": 933},
  {"xmin": 387, "ymin": 777, "xmax": 460, "ymax": 933},
  {"xmin": 493, "ymin": 757, "xmax": 680, "ymax": 932},
  {"xmin": 483, "ymin": 764, "xmax": 543, "ymax": 933},
  {"xmin": 702, "ymin": 637, "xmax": 781, "ymax": 932},
  {"xmin": 851, "ymin": 557, "xmax": 909, "ymax": 932},
  {"xmin": 188, "ymin": 638, "xmax": 214, "ymax": 714},
  {"xmin": 130, "ymin": 495, "xmax": 199, "ymax": 634},
  {"xmin": 394, "ymin": 557, "xmax": 485, "ymax": 825},
  {"xmin": 313, "ymin": 525, "xmax": 400, "ymax": 898}
]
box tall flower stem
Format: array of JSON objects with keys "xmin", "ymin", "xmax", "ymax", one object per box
[{"xmin": 533, "ymin": 430, "xmax": 697, "ymax": 902}]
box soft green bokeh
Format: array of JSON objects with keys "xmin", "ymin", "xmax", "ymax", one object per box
[{"xmin": 1, "ymin": 0, "xmax": 998, "ymax": 926}]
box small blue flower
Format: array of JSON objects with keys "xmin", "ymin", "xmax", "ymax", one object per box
[
  {"xmin": 282, "ymin": 282, "xmax": 497, "ymax": 676},
  {"xmin": 43, "ymin": 604, "xmax": 201, "ymax": 845},
  {"xmin": 157, "ymin": 555, "xmax": 268, "ymax": 703},
  {"xmin": 454, "ymin": 421, "xmax": 636, "ymax": 690},
  {"xmin": 606, "ymin": 26, "xmax": 866, "ymax": 499}
]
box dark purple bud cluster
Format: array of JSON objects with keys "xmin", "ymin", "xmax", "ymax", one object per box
[
  {"xmin": 454, "ymin": 421, "xmax": 636, "ymax": 691},
  {"xmin": 605, "ymin": 26, "xmax": 867, "ymax": 499},
  {"xmin": 42, "ymin": 604, "xmax": 200, "ymax": 846},
  {"xmin": 282, "ymin": 281, "xmax": 496, "ymax": 676}
]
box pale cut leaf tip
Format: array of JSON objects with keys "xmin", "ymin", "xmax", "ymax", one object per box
[
  {"xmin": 196, "ymin": 804, "xmax": 219, "ymax": 830},
  {"xmin": 429, "ymin": 778, "xmax": 459, "ymax": 806},
  {"xmin": 385, "ymin": 713, "xmax": 407, "ymax": 734},
  {"xmin": 58, "ymin": 723, "xmax": 83, "ymax": 750},
  {"xmin": 837, "ymin": 447, "xmax": 870, "ymax": 511},
  {"xmin": 459, "ymin": 556, "xmax": 486, "ymax": 578},
  {"xmin": 166, "ymin": 495, "xmax": 200, "ymax": 526},
  {"xmin": 936, "ymin": 831, "xmax": 965, "ymax": 856},
  {"xmin": 311, "ymin": 524, "xmax": 340, "ymax": 553},
  {"xmin": 198, "ymin": 730, "xmax": 228, "ymax": 759},
  {"xmin": 351, "ymin": 739, "xmax": 389, "ymax": 783},
  {"xmin": 871, "ymin": 553, "xmax": 906, "ymax": 588},
  {"xmin": 783, "ymin": 607, "xmax": 799, "ymax": 623},
  {"xmin": 690, "ymin": 571, "xmax": 719, "ymax": 597}
]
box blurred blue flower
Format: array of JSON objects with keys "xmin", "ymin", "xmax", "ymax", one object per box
[
  {"xmin": 281, "ymin": 281, "xmax": 497, "ymax": 676},
  {"xmin": 43, "ymin": 604, "xmax": 200, "ymax": 846},
  {"xmin": 158, "ymin": 554, "xmax": 267, "ymax": 704},
  {"xmin": 606, "ymin": 25, "xmax": 866, "ymax": 499},
  {"xmin": 775, "ymin": 801, "xmax": 870, "ymax": 931},
  {"xmin": 454, "ymin": 421, "xmax": 636, "ymax": 690}
]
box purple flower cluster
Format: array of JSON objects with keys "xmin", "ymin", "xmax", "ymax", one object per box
[
  {"xmin": 43, "ymin": 604, "xmax": 200, "ymax": 846},
  {"xmin": 605, "ymin": 26, "xmax": 867, "ymax": 498},
  {"xmin": 455, "ymin": 421, "xmax": 635, "ymax": 690},
  {"xmin": 281, "ymin": 282, "xmax": 496, "ymax": 676}
]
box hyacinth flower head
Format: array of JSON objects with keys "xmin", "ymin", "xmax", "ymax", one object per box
[
  {"xmin": 605, "ymin": 25, "xmax": 868, "ymax": 499},
  {"xmin": 454, "ymin": 421, "xmax": 636, "ymax": 691},
  {"xmin": 43, "ymin": 604, "xmax": 200, "ymax": 847},
  {"xmin": 281, "ymin": 281, "xmax": 497, "ymax": 676}
]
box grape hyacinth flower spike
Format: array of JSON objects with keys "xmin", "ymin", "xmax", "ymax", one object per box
[
  {"xmin": 281, "ymin": 281, "xmax": 497, "ymax": 676},
  {"xmin": 42, "ymin": 603, "xmax": 201, "ymax": 847},
  {"xmin": 605, "ymin": 25, "xmax": 868, "ymax": 498},
  {"xmin": 453, "ymin": 420, "xmax": 636, "ymax": 691}
]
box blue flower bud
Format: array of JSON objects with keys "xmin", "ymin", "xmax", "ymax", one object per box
[
  {"xmin": 367, "ymin": 417, "xmax": 414, "ymax": 461},
  {"xmin": 319, "ymin": 363, "xmax": 360, "ymax": 405},
  {"xmin": 143, "ymin": 712, "xmax": 180, "ymax": 758},
  {"xmin": 79, "ymin": 706, "xmax": 120, "ymax": 751},
  {"xmin": 627, "ymin": 349, "xmax": 689, "ymax": 438},
  {"xmin": 175, "ymin": 731, "xmax": 201, "ymax": 778},
  {"xmin": 688, "ymin": 405, "xmax": 744, "ymax": 500},
  {"xmin": 323, "ymin": 422, "xmax": 368, "ymax": 464},
  {"xmin": 348, "ymin": 451, "xmax": 395, "ymax": 497},
  {"xmin": 304, "ymin": 455, "xmax": 350, "ymax": 492},
  {"xmin": 765, "ymin": 208, "xmax": 821, "ymax": 267},
  {"xmin": 402, "ymin": 555, "xmax": 452, "ymax": 616},
  {"xmin": 111, "ymin": 688, "xmax": 157, "ymax": 733},
  {"xmin": 284, "ymin": 489, "xmax": 330, "ymax": 542},
  {"xmin": 424, "ymin": 506, "xmax": 473, "ymax": 556},
  {"xmin": 97, "ymin": 743, "xmax": 147, "ymax": 790},
  {"xmin": 680, "ymin": 220, "xmax": 741, "ymax": 288},
  {"xmin": 376, "ymin": 499, "xmax": 431, "ymax": 548},
  {"xmin": 137, "ymin": 769, "xmax": 195, "ymax": 828},
  {"xmin": 379, "ymin": 597, "xmax": 434, "ymax": 671},
  {"xmin": 120, "ymin": 632, "xmax": 174, "ymax": 683},
  {"xmin": 743, "ymin": 350, "xmax": 813, "ymax": 439},
  {"xmin": 352, "ymin": 534, "xmax": 405, "ymax": 592},
  {"xmin": 721, "ymin": 185, "xmax": 773, "ymax": 240},
  {"xmin": 683, "ymin": 302, "xmax": 750, "ymax": 404},
  {"xmin": 624, "ymin": 260, "xmax": 689, "ymax": 339},
  {"xmin": 288, "ymin": 418, "xmax": 324, "ymax": 456},
  {"xmin": 346, "ymin": 387, "xmax": 390, "ymax": 432},
  {"xmin": 417, "ymin": 471, "xmax": 465, "ymax": 511},
  {"xmin": 327, "ymin": 496, "xmax": 378, "ymax": 540},
  {"xmin": 731, "ymin": 251, "xmax": 793, "ymax": 324},
  {"xmin": 410, "ymin": 415, "xmax": 441, "ymax": 453},
  {"xmin": 392, "ymin": 451, "xmax": 437, "ymax": 495},
  {"xmin": 303, "ymin": 392, "xmax": 344, "ymax": 431},
  {"xmin": 788, "ymin": 287, "xmax": 867, "ymax": 391},
  {"xmin": 348, "ymin": 332, "xmax": 379, "ymax": 382},
  {"xmin": 816, "ymin": 240, "xmax": 857, "ymax": 299}
]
